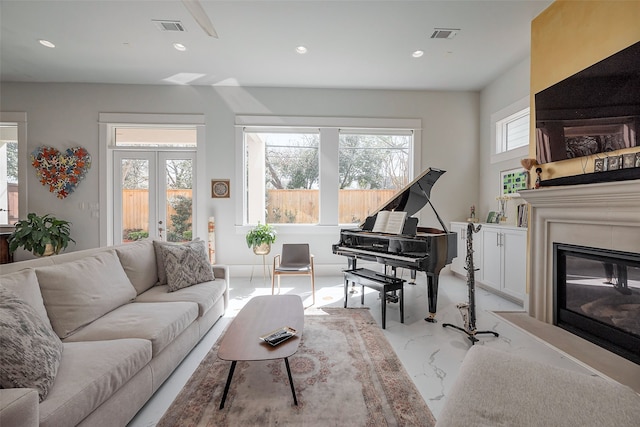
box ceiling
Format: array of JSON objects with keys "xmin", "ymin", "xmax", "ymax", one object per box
[{"xmin": 0, "ymin": 0, "xmax": 553, "ymax": 91}]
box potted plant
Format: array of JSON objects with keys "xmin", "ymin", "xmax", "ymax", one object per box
[
  {"xmin": 8, "ymin": 213, "xmax": 75, "ymax": 256},
  {"xmin": 245, "ymin": 222, "xmax": 276, "ymax": 255}
]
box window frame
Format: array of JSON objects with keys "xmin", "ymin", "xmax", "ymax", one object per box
[
  {"xmin": 490, "ymin": 96, "xmax": 530, "ymax": 164},
  {"xmin": 235, "ymin": 115, "xmax": 421, "ymax": 233},
  {"xmin": 0, "ymin": 112, "xmax": 27, "ymax": 227}
]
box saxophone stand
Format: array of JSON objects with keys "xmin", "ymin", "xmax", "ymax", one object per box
[{"xmin": 443, "ymin": 223, "xmax": 499, "ymax": 345}]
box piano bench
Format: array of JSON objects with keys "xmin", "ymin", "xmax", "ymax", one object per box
[{"xmin": 343, "ymin": 268, "xmax": 405, "ymax": 329}]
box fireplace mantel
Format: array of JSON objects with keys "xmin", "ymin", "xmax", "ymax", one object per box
[{"xmin": 519, "ymin": 180, "xmax": 640, "ymax": 324}]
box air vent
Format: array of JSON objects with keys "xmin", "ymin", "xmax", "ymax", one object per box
[
  {"xmin": 153, "ymin": 20, "xmax": 186, "ymax": 32},
  {"xmin": 430, "ymin": 28, "xmax": 459, "ymax": 39}
]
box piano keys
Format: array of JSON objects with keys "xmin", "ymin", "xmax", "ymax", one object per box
[{"xmin": 332, "ymin": 167, "xmax": 457, "ymax": 322}]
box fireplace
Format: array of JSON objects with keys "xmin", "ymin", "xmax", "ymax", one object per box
[
  {"xmin": 554, "ymin": 243, "xmax": 640, "ymax": 364},
  {"xmin": 519, "ymin": 179, "xmax": 640, "ymax": 361}
]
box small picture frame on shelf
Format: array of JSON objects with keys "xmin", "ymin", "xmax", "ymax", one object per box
[
  {"xmin": 486, "ymin": 211, "xmax": 498, "ymax": 224},
  {"xmin": 636, "ymin": 152, "xmax": 640, "ymax": 167},
  {"xmin": 622, "ymin": 153, "xmax": 635, "ymax": 169},
  {"xmin": 607, "ymin": 155, "xmax": 621, "ymax": 171},
  {"xmin": 594, "ymin": 158, "xmax": 604, "ymax": 172}
]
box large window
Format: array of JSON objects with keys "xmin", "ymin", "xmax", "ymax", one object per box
[
  {"xmin": 338, "ymin": 131, "xmax": 410, "ymax": 223},
  {"xmin": 239, "ymin": 116, "xmax": 419, "ymax": 226}
]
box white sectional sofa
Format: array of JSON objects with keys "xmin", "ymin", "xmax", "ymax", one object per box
[{"xmin": 0, "ymin": 239, "xmax": 228, "ymax": 427}]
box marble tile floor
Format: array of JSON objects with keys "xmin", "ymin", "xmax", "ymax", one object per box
[{"xmin": 128, "ymin": 270, "xmax": 600, "ymax": 427}]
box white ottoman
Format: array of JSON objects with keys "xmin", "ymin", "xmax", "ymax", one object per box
[{"xmin": 436, "ymin": 346, "xmax": 640, "ymax": 427}]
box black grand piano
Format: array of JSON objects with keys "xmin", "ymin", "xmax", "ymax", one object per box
[{"xmin": 332, "ymin": 167, "xmax": 457, "ymax": 322}]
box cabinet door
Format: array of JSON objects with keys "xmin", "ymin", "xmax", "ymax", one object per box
[
  {"xmin": 502, "ymin": 229, "xmax": 527, "ymax": 299},
  {"xmin": 481, "ymin": 227, "xmax": 502, "ymax": 290}
]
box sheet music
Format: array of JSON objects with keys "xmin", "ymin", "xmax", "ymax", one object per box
[{"xmin": 372, "ymin": 211, "xmax": 407, "ymax": 234}]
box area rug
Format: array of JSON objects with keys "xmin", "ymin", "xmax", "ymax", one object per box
[{"xmin": 157, "ymin": 307, "xmax": 435, "ymax": 426}]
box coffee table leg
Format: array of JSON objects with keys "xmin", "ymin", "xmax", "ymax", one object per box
[
  {"xmin": 284, "ymin": 357, "xmax": 298, "ymax": 406},
  {"xmin": 219, "ymin": 360, "xmax": 237, "ymax": 410}
]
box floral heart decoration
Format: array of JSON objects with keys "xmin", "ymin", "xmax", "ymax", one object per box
[{"xmin": 31, "ymin": 146, "xmax": 92, "ymax": 199}]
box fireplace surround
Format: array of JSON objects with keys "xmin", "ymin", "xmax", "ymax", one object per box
[{"xmin": 520, "ymin": 179, "xmax": 640, "ymax": 359}]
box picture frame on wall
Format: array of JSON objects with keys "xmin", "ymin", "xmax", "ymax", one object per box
[
  {"xmin": 500, "ymin": 168, "xmax": 528, "ymax": 196},
  {"xmin": 211, "ymin": 179, "xmax": 230, "ymax": 198}
]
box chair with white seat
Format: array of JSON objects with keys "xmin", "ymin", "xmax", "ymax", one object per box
[{"xmin": 272, "ymin": 243, "xmax": 315, "ymax": 305}]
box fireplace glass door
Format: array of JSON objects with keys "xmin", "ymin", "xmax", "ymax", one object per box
[{"xmin": 554, "ymin": 243, "xmax": 640, "ymax": 364}]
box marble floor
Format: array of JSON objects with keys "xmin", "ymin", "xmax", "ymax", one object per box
[{"xmin": 128, "ymin": 269, "xmax": 599, "ymax": 427}]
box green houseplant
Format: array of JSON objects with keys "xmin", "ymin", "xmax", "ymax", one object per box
[
  {"xmin": 8, "ymin": 213, "xmax": 75, "ymax": 256},
  {"xmin": 245, "ymin": 222, "xmax": 276, "ymax": 255}
]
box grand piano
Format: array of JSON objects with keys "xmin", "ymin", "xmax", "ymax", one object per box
[{"xmin": 332, "ymin": 167, "xmax": 457, "ymax": 322}]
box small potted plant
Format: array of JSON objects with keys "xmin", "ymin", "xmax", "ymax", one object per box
[
  {"xmin": 245, "ymin": 222, "xmax": 276, "ymax": 255},
  {"xmin": 8, "ymin": 213, "xmax": 75, "ymax": 256}
]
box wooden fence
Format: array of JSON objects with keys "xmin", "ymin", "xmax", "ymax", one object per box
[
  {"xmin": 266, "ymin": 189, "xmax": 396, "ymax": 224},
  {"xmin": 122, "ymin": 188, "xmax": 396, "ymax": 230},
  {"xmin": 122, "ymin": 189, "xmax": 192, "ymax": 231}
]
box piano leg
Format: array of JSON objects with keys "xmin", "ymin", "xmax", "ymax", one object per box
[
  {"xmin": 409, "ymin": 269, "xmax": 417, "ymax": 285},
  {"xmin": 424, "ymin": 273, "xmax": 438, "ymax": 323}
]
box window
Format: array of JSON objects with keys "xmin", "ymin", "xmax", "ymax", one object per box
[
  {"xmin": 245, "ymin": 130, "xmax": 319, "ymax": 224},
  {"xmin": 238, "ymin": 116, "xmax": 419, "ymax": 227},
  {"xmin": 338, "ymin": 131, "xmax": 411, "ymax": 223},
  {"xmin": 0, "ymin": 113, "xmax": 27, "ymax": 226},
  {"xmin": 491, "ymin": 97, "xmax": 530, "ymax": 163}
]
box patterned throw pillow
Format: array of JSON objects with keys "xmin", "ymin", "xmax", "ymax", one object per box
[
  {"xmin": 0, "ymin": 285, "xmax": 64, "ymax": 402},
  {"xmin": 159, "ymin": 239, "xmax": 215, "ymax": 292}
]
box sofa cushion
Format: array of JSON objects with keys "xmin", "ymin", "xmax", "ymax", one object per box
[
  {"xmin": 35, "ymin": 250, "xmax": 137, "ymax": 339},
  {"xmin": 1, "ymin": 268, "xmax": 51, "ymax": 328},
  {"xmin": 0, "ymin": 286, "xmax": 64, "ymax": 402},
  {"xmin": 115, "ymin": 239, "xmax": 158, "ymax": 294},
  {"xmin": 135, "ymin": 280, "xmax": 226, "ymax": 317},
  {"xmin": 157, "ymin": 239, "xmax": 214, "ymax": 291},
  {"xmin": 62, "ymin": 302, "xmax": 198, "ymax": 356},
  {"xmin": 39, "ymin": 339, "xmax": 151, "ymax": 427}
]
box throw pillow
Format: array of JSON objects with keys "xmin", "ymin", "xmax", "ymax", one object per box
[
  {"xmin": 159, "ymin": 239, "xmax": 214, "ymax": 292},
  {"xmin": 0, "ymin": 285, "xmax": 64, "ymax": 402},
  {"xmin": 1, "ymin": 268, "xmax": 52, "ymax": 329}
]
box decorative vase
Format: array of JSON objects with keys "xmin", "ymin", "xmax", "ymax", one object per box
[
  {"xmin": 253, "ymin": 243, "xmax": 271, "ymax": 255},
  {"xmin": 39, "ymin": 243, "xmax": 55, "ymax": 257}
]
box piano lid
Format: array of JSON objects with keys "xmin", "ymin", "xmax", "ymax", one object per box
[{"xmin": 369, "ymin": 167, "xmax": 446, "ymax": 218}]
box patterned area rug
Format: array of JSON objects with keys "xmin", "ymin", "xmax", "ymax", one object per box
[{"xmin": 157, "ymin": 307, "xmax": 435, "ymax": 426}]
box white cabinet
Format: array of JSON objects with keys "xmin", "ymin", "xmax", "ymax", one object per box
[
  {"xmin": 479, "ymin": 225, "xmax": 527, "ymax": 302},
  {"xmin": 450, "ymin": 222, "xmax": 526, "ymax": 303},
  {"xmin": 450, "ymin": 222, "xmax": 482, "ymax": 281}
]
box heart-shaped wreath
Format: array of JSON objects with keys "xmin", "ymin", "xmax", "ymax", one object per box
[{"xmin": 31, "ymin": 146, "xmax": 92, "ymax": 199}]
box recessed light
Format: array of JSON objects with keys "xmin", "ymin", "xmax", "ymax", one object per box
[
  {"xmin": 173, "ymin": 43, "xmax": 187, "ymax": 51},
  {"xmin": 38, "ymin": 39, "xmax": 55, "ymax": 48},
  {"xmin": 296, "ymin": 46, "xmax": 308, "ymax": 54},
  {"xmin": 412, "ymin": 50, "xmax": 424, "ymax": 58}
]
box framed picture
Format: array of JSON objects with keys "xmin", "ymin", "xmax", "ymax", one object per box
[
  {"xmin": 486, "ymin": 211, "xmax": 498, "ymax": 224},
  {"xmin": 211, "ymin": 179, "xmax": 230, "ymax": 198},
  {"xmin": 500, "ymin": 168, "xmax": 527, "ymax": 196},
  {"xmin": 622, "ymin": 153, "xmax": 635, "ymax": 169},
  {"xmin": 636, "ymin": 152, "xmax": 640, "ymax": 168},
  {"xmin": 594, "ymin": 158, "xmax": 604, "ymax": 172},
  {"xmin": 607, "ymin": 155, "xmax": 621, "ymax": 171}
]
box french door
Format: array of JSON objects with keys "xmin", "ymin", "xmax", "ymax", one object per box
[{"xmin": 113, "ymin": 151, "xmax": 195, "ymax": 245}]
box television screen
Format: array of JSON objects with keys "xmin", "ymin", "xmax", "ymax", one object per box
[{"xmin": 535, "ymin": 42, "xmax": 640, "ymax": 164}]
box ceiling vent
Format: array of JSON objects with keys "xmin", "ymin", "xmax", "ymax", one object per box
[
  {"xmin": 430, "ymin": 28, "xmax": 459, "ymax": 39},
  {"xmin": 153, "ymin": 20, "xmax": 186, "ymax": 32}
]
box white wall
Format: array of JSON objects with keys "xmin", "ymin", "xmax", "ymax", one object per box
[
  {"xmin": 1, "ymin": 82, "xmax": 479, "ymax": 268},
  {"xmin": 479, "ymin": 57, "xmax": 531, "ymax": 223}
]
